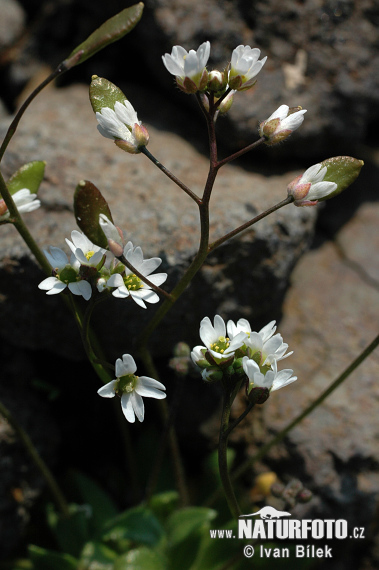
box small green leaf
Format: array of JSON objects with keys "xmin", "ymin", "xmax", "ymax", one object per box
[
  {"xmin": 149, "ymin": 491, "xmax": 179, "ymax": 522},
  {"xmin": 74, "ymin": 180, "xmax": 113, "ymax": 248},
  {"xmin": 65, "ymin": 3, "xmax": 144, "ymax": 68},
  {"xmin": 5, "ymin": 161, "xmax": 45, "ymax": 196},
  {"xmin": 113, "ymin": 547, "xmax": 167, "ymax": 570},
  {"xmin": 166, "ymin": 507, "xmax": 217, "ymax": 547},
  {"xmin": 90, "ymin": 76, "xmax": 128, "ymax": 114},
  {"xmin": 79, "ymin": 541, "xmax": 118, "ymax": 569},
  {"xmin": 320, "ymin": 156, "xmax": 364, "ymax": 201},
  {"xmin": 101, "ymin": 506, "xmax": 164, "ymax": 548},
  {"xmin": 165, "ymin": 508, "xmax": 217, "ymax": 570},
  {"xmin": 47, "ymin": 503, "xmax": 91, "ymax": 558},
  {"xmin": 28, "ymin": 545, "xmax": 78, "ymax": 570},
  {"xmin": 65, "ymin": 471, "xmax": 118, "ymax": 536}
]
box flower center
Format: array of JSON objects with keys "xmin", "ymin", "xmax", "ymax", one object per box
[
  {"xmin": 123, "ymin": 273, "xmax": 142, "ymax": 291},
  {"xmin": 210, "ymin": 336, "xmax": 230, "ymax": 354},
  {"xmin": 85, "ymin": 250, "xmax": 95, "ymax": 261},
  {"xmin": 117, "ymin": 373, "xmax": 137, "ymax": 395},
  {"xmin": 57, "ymin": 265, "xmax": 78, "ymax": 284}
]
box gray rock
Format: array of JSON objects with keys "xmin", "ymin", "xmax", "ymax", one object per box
[
  {"xmin": 0, "ymin": 84, "xmax": 316, "ymax": 359},
  {"xmin": 0, "ymin": 0, "xmax": 25, "ymax": 50}
]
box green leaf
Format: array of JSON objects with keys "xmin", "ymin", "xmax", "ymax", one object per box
[
  {"xmin": 79, "ymin": 541, "xmax": 118, "ymax": 569},
  {"xmin": 5, "ymin": 161, "xmax": 45, "ymax": 197},
  {"xmin": 149, "ymin": 491, "xmax": 179, "ymax": 522},
  {"xmin": 165, "ymin": 507, "xmax": 217, "ymax": 570},
  {"xmin": 320, "ymin": 156, "xmax": 364, "ymax": 201},
  {"xmin": 101, "ymin": 506, "xmax": 164, "ymax": 549},
  {"xmin": 74, "ymin": 180, "xmax": 113, "ymax": 248},
  {"xmin": 65, "ymin": 3, "xmax": 144, "ymax": 68},
  {"xmin": 65, "ymin": 471, "xmax": 119, "ymax": 536},
  {"xmin": 28, "ymin": 545, "xmax": 77, "ymax": 570},
  {"xmin": 89, "ymin": 76, "xmax": 128, "ymax": 114},
  {"xmin": 47, "ymin": 503, "xmax": 91, "ymax": 558},
  {"xmin": 190, "ymin": 520, "xmax": 244, "ymax": 570},
  {"xmin": 166, "ymin": 507, "xmax": 217, "ymax": 547},
  {"xmin": 113, "ymin": 547, "xmax": 167, "ymax": 570}
]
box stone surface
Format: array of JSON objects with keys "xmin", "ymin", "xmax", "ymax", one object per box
[
  {"xmin": 0, "ymin": 0, "xmax": 25, "ymax": 50},
  {"xmin": 0, "ymin": 84, "xmax": 316, "ymax": 360},
  {"xmin": 2, "ymin": 0, "xmax": 378, "ymax": 159},
  {"xmin": 220, "ymin": 199, "xmax": 379, "ymax": 567}
]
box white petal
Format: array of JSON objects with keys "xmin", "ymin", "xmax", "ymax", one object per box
[
  {"xmin": 135, "ymin": 376, "xmax": 166, "ymax": 397},
  {"xmin": 97, "ymin": 380, "xmax": 117, "ymax": 398},
  {"xmin": 121, "ymin": 354, "xmax": 137, "ymax": 375},
  {"xmin": 144, "ymin": 272, "xmax": 167, "ymax": 287},
  {"xmin": 129, "ymin": 291, "xmax": 147, "ymax": 308},
  {"xmin": 242, "ymin": 357, "xmax": 260, "ymax": 379},
  {"xmin": 39, "ymin": 277, "xmax": 66, "ymax": 294},
  {"xmin": 68, "ymin": 281, "xmax": 92, "ymax": 300},
  {"xmin": 44, "ymin": 247, "xmax": 68, "ymax": 269},
  {"xmin": 114, "ymin": 100, "xmax": 140, "ymax": 127},
  {"xmin": 121, "ymin": 393, "xmax": 135, "ymax": 422},
  {"xmin": 107, "ymin": 273, "xmax": 124, "ymax": 287},
  {"xmin": 213, "ymin": 315, "xmax": 226, "ymax": 338},
  {"xmin": 139, "ymin": 257, "xmax": 162, "ymax": 275},
  {"xmin": 267, "ymin": 105, "xmax": 289, "ymax": 122},
  {"xmin": 130, "ymin": 392, "xmax": 144, "ymax": 422}
]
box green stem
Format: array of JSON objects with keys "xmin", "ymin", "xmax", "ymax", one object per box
[
  {"xmin": 0, "ymin": 399, "xmax": 69, "ymax": 517},
  {"xmin": 216, "ymin": 137, "xmax": 266, "ymax": 169},
  {"xmin": 208, "ymin": 196, "xmax": 294, "ymax": 252},
  {"xmin": 218, "ymin": 382, "xmax": 242, "ymax": 518},
  {"xmin": 141, "ymin": 147, "xmax": 200, "ymax": 204},
  {"xmin": 224, "ymin": 401, "xmax": 255, "ymax": 439},
  {"xmin": 117, "ymin": 251, "xmax": 173, "ymax": 301}
]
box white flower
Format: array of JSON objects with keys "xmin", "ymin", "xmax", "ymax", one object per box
[
  {"xmin": 38, "ymin": 246, "xmax": 92, "ymax": 300},
  {"xmin": 97, "ymin": 354, "xmax": 166, "ymax": 423},
  {"xmin": 227, "ymin": 318, "xmax": 292, "ymax": 366},
  {"xmin": 162, "ymin": 41, "xmax": 210, "ymax": 92},
  {"xmin": 96, "ymin": 101, "xmax": 149, "ymax": 152},
  {"xmin": 259, "ymin": 104, "xmax": 307, "ymax": 145},
  {"xmin": 198, "ymin": 315, "xmax": 247, "ymax": 363},
  {"xmin": 107, "ymin": 241, "xmax": 167, "ymax": 308},
  {"xmin": 287, "ymin": 163, "xmax": 338, "ymax": 207},
  {"xmin": 99, "ymin": 214, "xmax": 124, "ymax": 247},
  {"xmin": 242, "ymin": 357, "xmax": 297, "ymax": 392},
  {"xmin": 66, "ymin": 230, "xmax": 107, "ymax": 268},
  {"xmin": 0, "ymin": 188, "xmax": 41, "ymax": 221},
  {"xmin": 229, "ymin": 45, "xmax": 267, "ymax": 91}
]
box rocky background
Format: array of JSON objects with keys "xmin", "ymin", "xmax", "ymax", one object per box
[{"xmin": 0, "ymin": 0, "xmax": 378, "ymax": 566}]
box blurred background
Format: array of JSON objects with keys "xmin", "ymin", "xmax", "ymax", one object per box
[{"xmin": 0, "ymin": 0, "xmax": 378, "ymax": 567}]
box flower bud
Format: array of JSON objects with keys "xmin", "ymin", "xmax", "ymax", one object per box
[
  {"xmin": 202, "ymin": 367, "xmax": 223, "ymax": 383},
  {"xmin": 90, "ymin": 75, "xmax": 148, "ymax": 152},
  {"xmin": 288, "ymin": 157, "xmax": 364, "ymax": 206},
  {"xmin": 207, "ymin": 70, "xmax": 227, "ymax": 93},
  {"xmin": 247, "ymin": 386, "xmax": 270, "ymax": 404},
  {"xmin": 259, "ymin": 105, "xmax": 306, "ymax": 145}
]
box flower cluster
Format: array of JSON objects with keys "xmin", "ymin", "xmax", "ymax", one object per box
[
  {"xmin": 38, "ymin": 216, "xmax": 167, "ymax": 307},
  {"xmin": 0, "ymin": 188, "xmax": 41, "ymax": 221},
  {"xmin": 98, "ymin": 354, "xmax": 166, "ymax": 423},
  {"xmin": 162, "ymin": 42, "xmax": 267, "ymax": 94},
  {"xmin": 160, "ymin": 41, "xmax": 307, "ymax": 144},
  {"xmin": 191, "ymin": 315, "xmax": 297, "ymax": 399}
]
